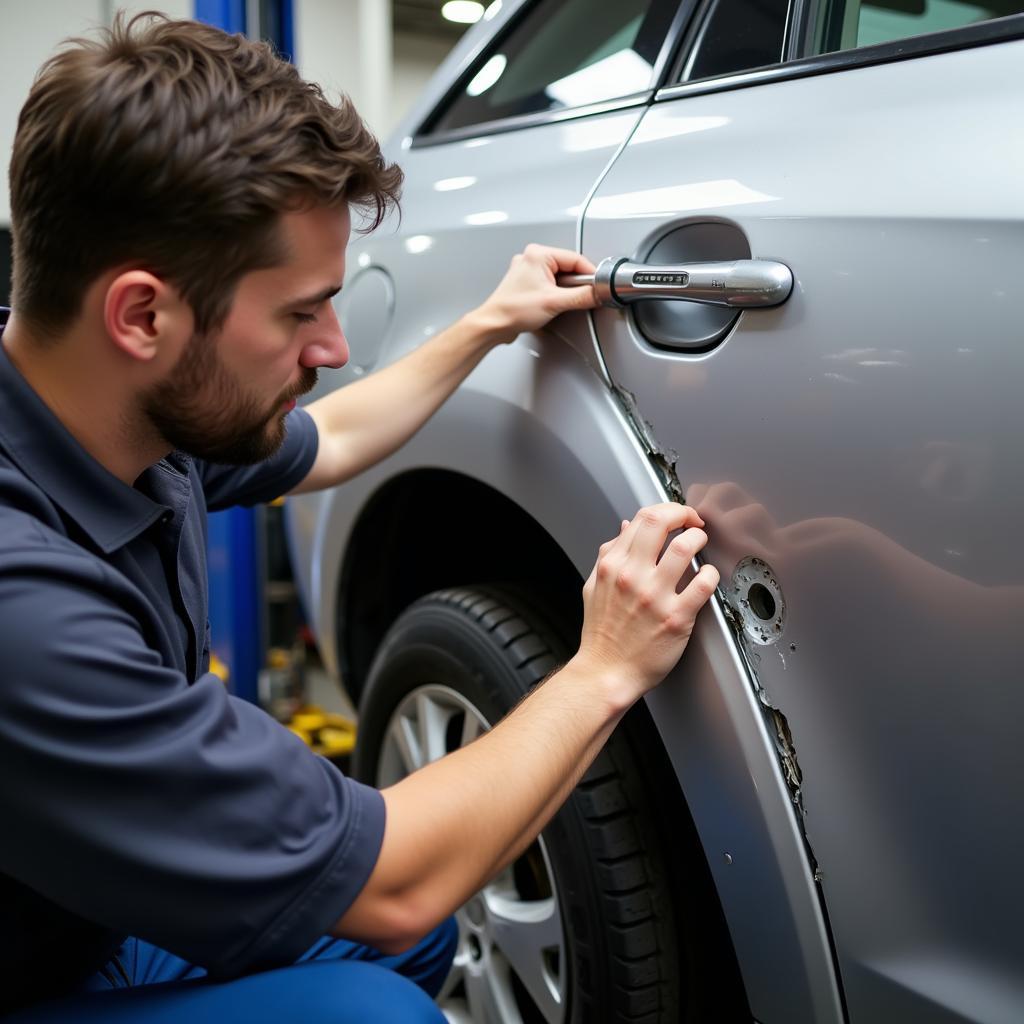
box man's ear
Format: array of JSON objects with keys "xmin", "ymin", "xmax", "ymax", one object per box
[{"xmin": 103, "ymin": 270, "xmax": 193, "ymax": 363}]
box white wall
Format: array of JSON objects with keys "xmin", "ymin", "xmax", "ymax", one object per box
[
  {"xmin": 294, "ymin": 0, "xmax": 394, "ymax": 138},
  {"xmin": 294, "ymin": 0, "xmax": 458, "ymax": 141},
  {"xmin": 0, "ymin": 0, "xmax": 453, "ymax": 226},
  {"xmin": 0, "ymin": 0, "xmax": 191, "ymax": 226}
]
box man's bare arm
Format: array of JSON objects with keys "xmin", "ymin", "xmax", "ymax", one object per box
[
  {"xmin": 290, "ymin": 244, "xmax": 596, "ymax": 495},
  {"xmin": 331, "ymin": 503, "xmax": 720, "ymax": 953}
]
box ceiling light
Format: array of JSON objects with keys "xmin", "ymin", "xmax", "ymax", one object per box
[{"xmin": 442, "ymin": 1, "xmax": 484, "ymax": 24}]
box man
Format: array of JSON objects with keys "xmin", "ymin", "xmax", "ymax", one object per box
[{"xmin": 0, "ymin": 14, "xmax": 719, "ymax": 1022}]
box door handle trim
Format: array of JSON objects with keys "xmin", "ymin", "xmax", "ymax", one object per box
[{"xmin": 559, "ymin": 256, "xmax": 793, "ymax": 309}]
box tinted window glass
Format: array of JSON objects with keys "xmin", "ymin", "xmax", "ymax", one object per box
[
  {"xmin": 811, "ymin": 0, "xmax": 1022, "ymax": 51},
  {"xmin": 426, "ymin": 0, "xmax": 677, "ymax": 135},
  {"xmin": 680, "ymin": 0, "xmax": 790, "ymax": 81}
]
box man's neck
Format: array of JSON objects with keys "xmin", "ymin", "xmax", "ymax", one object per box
[{"xmin": 2, "ymin": 315, "xmax": 170, "ymax": 486}]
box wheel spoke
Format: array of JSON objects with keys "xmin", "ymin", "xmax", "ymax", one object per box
[
  {"xmin": 465, "ymin": 956, "xmax": 523, "ymax": 1024},
  {"xmin": 416, "ymin": 691, "xmax": 452, "ymax": 764},
  {"xmin": 389, "ymin": 713, "xmax": 422, "ymax": 774},
  {"xmin": 486, "ymin": 891, "xmax": 565, "ymax": 1023}
]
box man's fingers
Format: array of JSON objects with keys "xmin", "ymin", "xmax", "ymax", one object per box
[
  {"xmin": 656, "ymin": 527, "xmax": 709, "ymax": 583},
  {"xmin": 623, "ymin": 502, "xmax": 705, "ymax": 562},
  {"xmin": 676, "ymin": 563, "xmax": 721, "ymax": 619},
  {"xmin": 533, "ymin": 244, "xmax": 596, "ymax": 275},
  {"xmin": 590, "ymin": 519, "xmax": 632, "ymax": 579},
  {"xmin": 556, "ymin": 284, "xmax": 599, "ymax": 311}
]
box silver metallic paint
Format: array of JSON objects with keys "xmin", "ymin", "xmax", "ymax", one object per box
[
  {"xmin": 583, "ymin": 38, "xmax": 1024, "ymax": 1024},
  {"xmin": 289, "ymin": 80, "xmax": 842, "ymax": 1024}
]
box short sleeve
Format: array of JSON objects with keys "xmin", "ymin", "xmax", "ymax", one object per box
[
  {"xmin": 0, "ymin": 537, "xmax": 384, "ymax": 977},
  {"xmin": 198, "ymin": 407, "xmax": 319, "ymax": 512}
]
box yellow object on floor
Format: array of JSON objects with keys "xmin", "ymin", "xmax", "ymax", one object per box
[
  {"xmin": 286, "ymin": 705, "xmax": 357, "ymax": 758},
  {"xmin": 209, "ymin": 653, "xmax": 230, "ymax": 683}
]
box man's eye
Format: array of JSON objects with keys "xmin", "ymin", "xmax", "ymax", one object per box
[{"xmin": 294, "ymin": 312, "xmax": 318, "ymax": 324}]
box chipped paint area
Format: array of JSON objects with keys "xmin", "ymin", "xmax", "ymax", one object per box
[
  {"xmin": 614, "ymin": 382, "xmax": 821, "ymax": 882},
  {"xmin": 719, "ymin": 575, "xmax": 821, "ymax": 882},
  {"xmin": 612, "ymin": 386, "xmax": 684, "ymax": 503}
]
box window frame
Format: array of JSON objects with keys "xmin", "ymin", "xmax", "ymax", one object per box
[
  {"xmin": 667, "ymin": 0, "xmax": 795, "ymax": 85},
  {"xmin": 654, "ymin": 6, "xmax": 1024, "ymax": 105},
  {"xmin": 410, "ymin": 0, "xmax": 699, "ymax": 149}
]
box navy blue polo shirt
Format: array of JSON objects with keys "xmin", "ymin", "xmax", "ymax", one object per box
[{"xmin": 0, "ymin": 309, "xmax": 385, "ymax": 1013}]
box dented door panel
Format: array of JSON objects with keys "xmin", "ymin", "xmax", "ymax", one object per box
[{"xmin": 583, "ymin": 42, "xmax": 1024, "ymax": 1024}]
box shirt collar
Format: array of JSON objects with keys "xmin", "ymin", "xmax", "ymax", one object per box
[{"xmin": 0, "ymin": 308, "xmax": 173, "ymax": 553}]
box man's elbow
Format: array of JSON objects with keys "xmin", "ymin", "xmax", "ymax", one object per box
[{"xmin": 331, "ymin": 890, "xmax": 443, "ymax": 955}]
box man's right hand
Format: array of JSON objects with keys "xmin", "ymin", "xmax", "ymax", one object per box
[{"xmin": 572, "ymin": 502, "xmax": 720, "ymax": 707}]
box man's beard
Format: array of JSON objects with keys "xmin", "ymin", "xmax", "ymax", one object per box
[{"xmin": 141, "ymin": 331, "xmax": 318, "ymax": 465}]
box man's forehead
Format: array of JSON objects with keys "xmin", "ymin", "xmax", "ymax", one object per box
[
  {"xmin": 280, "ymin": 203, "xmax": 351, "ymax": 251},
  {"xmin": 240, "ymin": 205, "xmax": 349, "ymax": 307}
]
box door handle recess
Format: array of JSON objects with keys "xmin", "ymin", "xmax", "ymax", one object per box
[{"xmin": 559, "ymin": 256, "xmax": 793, "ymax": 309}]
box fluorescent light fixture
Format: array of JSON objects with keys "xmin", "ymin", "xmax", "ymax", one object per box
[
  {"xmin": 466, "ymin": 54, "xmax": 506, "ymax": 97},
  {"xmin": 442, "ymin": 1, "xmax": 484, "ymax": 24},
  {"xmin": 484, "ymin": 0, "xmax": 502, "ymax": 18}
]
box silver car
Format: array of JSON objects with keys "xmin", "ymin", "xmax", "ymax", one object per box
[{"xmin": 287, "ymin": 0, "xmax": 1024, "ymax": 1020}]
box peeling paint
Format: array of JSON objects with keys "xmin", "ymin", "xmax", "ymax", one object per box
[
  {"xmin": 732, "ymin": 609, "xmax": 822, "ymax": 881},
  {"xmin": 612, "ymin": 386, "xmax": 684, "ymax": 503},
  {"xmin": 612, "ymin": 382, "xmax": 822, "ymax": 883}
]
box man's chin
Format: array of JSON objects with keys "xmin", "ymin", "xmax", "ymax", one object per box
[{"xmin": 184, "ymin": 417, "xmax": 288, "ymax": 466}]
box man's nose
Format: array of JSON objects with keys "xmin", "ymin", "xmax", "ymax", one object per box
[{"xmin": 301, "ymin": 310, "xmax": 349, "ymax": 370}]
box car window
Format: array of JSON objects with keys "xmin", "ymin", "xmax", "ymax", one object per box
[
  {"xmin": 677, "ymin": 0, "xmax": 791, "ymax": 82},
  {"xmin": 424, "ymin": 0, "xmax": 680, "ymax": 135},
  {"xmin": 807, "ymin": 0, "xmax": 1024, "ymax": 53}
]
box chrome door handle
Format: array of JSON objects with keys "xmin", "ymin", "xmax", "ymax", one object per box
[{"xmin": 558, "ymin": 256, "xmax": 793, "ymax": 309}]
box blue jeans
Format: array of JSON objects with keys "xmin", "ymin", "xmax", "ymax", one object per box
[{"xmin": 7, "ymin": 919, "xmax": 458, "ymax": 1022}]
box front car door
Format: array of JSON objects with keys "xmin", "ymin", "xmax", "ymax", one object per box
[{"xmin": 583, "ymin": 1, "xmax": 1024, "ymax": 1020}]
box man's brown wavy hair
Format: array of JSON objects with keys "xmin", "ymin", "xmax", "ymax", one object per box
[{"xmin": 8, "ymin": 11, "xmax": 403, "ymax": 338}]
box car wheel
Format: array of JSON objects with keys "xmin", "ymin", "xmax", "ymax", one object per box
[{"xmin": 352, "ymin": 587, "xmax": 682, "ymax": 1023}]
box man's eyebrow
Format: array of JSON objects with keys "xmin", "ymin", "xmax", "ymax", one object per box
[{"xmin": 276, "ymin": 284, "xmax": 342, "ymax": 313}]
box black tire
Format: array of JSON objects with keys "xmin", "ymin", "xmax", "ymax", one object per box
[{"xmin": 353, "ymin": 586, "xmax": 682, "ymax": 1023}]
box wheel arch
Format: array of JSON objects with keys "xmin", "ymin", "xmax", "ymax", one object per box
[{"xmin": 336, "ymin": 468, "xmax": 585, "ymax": 708}]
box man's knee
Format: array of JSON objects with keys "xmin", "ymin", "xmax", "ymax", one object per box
[{"xmin": 282, "ymin": 960, "xmax": 448, "ymax": 1022}]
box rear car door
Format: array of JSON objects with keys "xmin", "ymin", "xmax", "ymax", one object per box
[{"xmin": 582, "ymin": 2, "xmax": 1024, "ymax": 1021}]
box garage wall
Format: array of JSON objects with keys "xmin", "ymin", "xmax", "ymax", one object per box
[
  {"xmin": 0, "ymin": 1, "xmax": 191, "ymax": 228},
  {"xmin": 0, "ymin": 0, "xmax": 458, "ymax": 305},
  {"xmin": 0, "ymin": 1, "xmax": 191, "ymax": 304}
]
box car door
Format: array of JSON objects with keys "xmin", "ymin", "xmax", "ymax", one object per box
[{"xmin": 582, "ymin": 0, "xmax": 1024, "ymax": 1019}]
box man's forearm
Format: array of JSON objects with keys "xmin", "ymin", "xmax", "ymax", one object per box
[
  {"xmin": 298, "ymin": 309, "xmax": 508, "ymax": 491},
  {"xmin": 333, "ymin": 656, "xmax": 629, "ymax": 951}
]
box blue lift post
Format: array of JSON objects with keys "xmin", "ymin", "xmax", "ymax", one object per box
[{"xmin": 199, "ymin": 0, "xmax": 295, "ymax": 704}]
